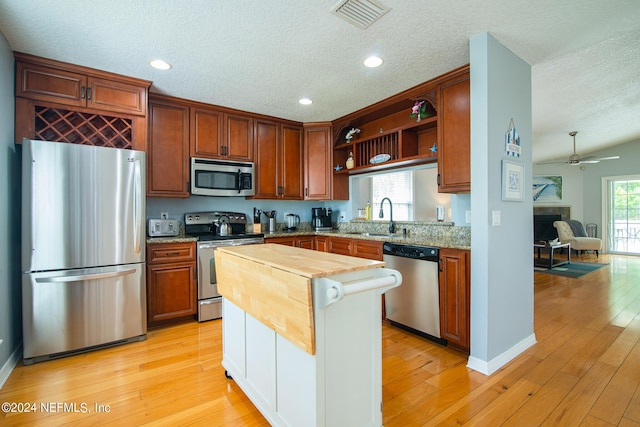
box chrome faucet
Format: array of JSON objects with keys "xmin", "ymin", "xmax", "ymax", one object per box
[{"xmin": 379, "ymin": 197, "xmax": 395, "ymax": 234}]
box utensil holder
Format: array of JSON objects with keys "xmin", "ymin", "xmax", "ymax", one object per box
[{"xmin": 269, "ymin": 218, "xmax": 276, "ymax": 233}]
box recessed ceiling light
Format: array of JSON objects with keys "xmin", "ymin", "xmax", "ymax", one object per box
[
  {"xmin": 149, "ymin": 59, "xmax": 172, "ymax": 70},
  {"xmin": 364, "ymin": 56, "xmax": 383, "ymax": 68},
  {"xmin": 299, "ymin": 98, "xmax": 313, "ymax": 105}
]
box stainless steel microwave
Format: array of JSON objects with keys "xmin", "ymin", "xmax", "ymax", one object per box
[{"xmin": 191, "ymin": 158, "xmax": 255, "ymax": 197}]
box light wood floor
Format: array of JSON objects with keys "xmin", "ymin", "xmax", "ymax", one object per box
[{"xmin": 1, "ymin": 253, "xmax": 639, "ymax": 426}]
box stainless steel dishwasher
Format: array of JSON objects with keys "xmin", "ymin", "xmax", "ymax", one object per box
[{"xmin": 383, "ymin": 242, "xmax": 445, "ymax": 343}]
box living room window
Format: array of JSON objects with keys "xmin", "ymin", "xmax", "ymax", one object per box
[{"xmin": 606, "ymin": 176, "xmax": 640, "ymax": 255}]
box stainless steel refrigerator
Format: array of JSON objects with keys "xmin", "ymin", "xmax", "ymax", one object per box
[{"xmin": 22, "ymin": 139, "xmax": 147, "ymax": 364}]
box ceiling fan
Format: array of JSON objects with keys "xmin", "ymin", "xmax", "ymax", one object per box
[{"xmin": 537, "ymin": 131, "xmax": 620, "ymax": 166}]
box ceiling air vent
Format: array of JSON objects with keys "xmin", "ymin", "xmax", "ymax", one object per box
[{"xmin": 331, "ymin": 0, "xmax": 391, "ymax": 29}]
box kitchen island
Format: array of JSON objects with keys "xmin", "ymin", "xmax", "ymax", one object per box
[{"xmin": 215, "ymin": 244, "xmax": 401, "ymax": 427}]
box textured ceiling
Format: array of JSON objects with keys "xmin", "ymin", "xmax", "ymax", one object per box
[{"xmin": 1, "ymin": 0, "xmax": 639, "ymax": 162}]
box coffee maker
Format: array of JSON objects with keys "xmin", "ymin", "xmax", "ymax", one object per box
[{"xmin": 311, "ymin": 207, "xmax": 333, "ymax": 231}]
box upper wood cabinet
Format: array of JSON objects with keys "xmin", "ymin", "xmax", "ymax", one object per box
[
  {"xmin": 224, "ymin": 113, "xmax": 254, "ymax": 161},
  {"xmin": 148, "ymin": 95, "xmax": 190, "ymax": 198},
  {"xmin": 190, "ymin": 106, "xmax": 223, "ymax": 158},
  {"xmin": 304, "ymin": 123, "xmax": 332, "ymax": 200},
  {"xmin": 437, "ymin": 72, "xmax": 470, "ymax": 193},
  {"xmin": 254, "ymin": 120, "xmax": 303, "ymax": 200},
  {"xmin": 14, "ymin": 52, "xmax": 151, "ymax": 150},
  {"xmin": 16, "ymin": 60, "xmax": 148, "ymax": 116}
]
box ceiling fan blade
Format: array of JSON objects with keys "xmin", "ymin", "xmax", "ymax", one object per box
[
  {"xmin": 535, "ymin": 159, "xmax": 570, "ymax": 165},
  {"xmin": 592, "ymin": 155, "xmax": 620, "ymax": 161}
]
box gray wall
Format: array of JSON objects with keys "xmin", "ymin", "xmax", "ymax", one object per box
[
  {"xmin": 0, "ymin": 30, "xmax": 22, "ymax": 385},
  {"xmin": 469, "ymin": 32, "xmax": 535, "ymax": 373}
]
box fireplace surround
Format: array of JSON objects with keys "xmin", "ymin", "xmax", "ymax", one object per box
[{"xmin": 533, "ymin": 206, "xmax": 571, "ymax": 242}]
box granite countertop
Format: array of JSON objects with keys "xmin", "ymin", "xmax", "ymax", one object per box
[
  {"xmin": 146, "ymin": 227, "xmax": 470, "ymax": 251},
  {"xmin": 265, "ymin": 229, "xmax": 471, "ymax": 251}
]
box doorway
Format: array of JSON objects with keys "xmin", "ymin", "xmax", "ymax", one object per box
[{"xmin": 603, "ymin": 175, "xmax": 640, "ymax": 254}]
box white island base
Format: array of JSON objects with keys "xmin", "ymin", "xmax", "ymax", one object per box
[{"xmin": 220, "ymin": 258, "xmax": 400, "ymax": 427}]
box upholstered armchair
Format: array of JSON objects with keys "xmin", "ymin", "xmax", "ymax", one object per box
[{"xmin": 553, "ymin": 220, "xmax": 602, "ymax": 256}]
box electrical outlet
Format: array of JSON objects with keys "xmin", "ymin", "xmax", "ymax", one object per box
[
  {"xmin": 465, "ymin": 210, "xmax": 471, "ymax": 223},
  {"xmin": 283, "ymin": 212, "xmax": 290, "ymax": 219},
  {"xmin": 160, "ymin": 212, "xmax": 169, "ymax": 220}
]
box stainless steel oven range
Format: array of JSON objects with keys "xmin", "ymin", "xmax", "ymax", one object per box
[{"xmin": 185, "ymin": 211, "xmax": 264, "ymax": 321}]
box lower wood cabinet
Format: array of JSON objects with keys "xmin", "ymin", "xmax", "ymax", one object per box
[
  {"xmin": 265, "ymin": 236, "xmax": 313, "ymax": 249},
  {"xmin": 146, "ymin": 242, "xmax": 197, "ymax": 324},
  {"xmin": 315, "ymin": 236, "xmax": 330, "ymax": 252},
  {"xmin": 438, "ymin": 248, "xmax": 470, "ymax": 351}
]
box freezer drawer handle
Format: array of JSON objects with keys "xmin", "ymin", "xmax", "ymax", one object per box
[{"xmin": 35, "ymin": 268, "xmax": 137, "ymax": 283}]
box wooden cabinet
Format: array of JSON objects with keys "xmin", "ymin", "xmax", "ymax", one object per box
[
  {"xmin": 146, "ymin": 242, "xmax": 197, "ymax": 324},
  {"xmin": 266, "ymin": 236, "xmax": 314, "ymax": 249},
  {"xmin": 352, "ymin": 239, "xmax": 384, "ymax": 261},
  {"xmin": 438, "ymin": 248, "xmax": 470, "ymax": 351},
  {"xmin": 14, "ymin": 52, "xmax": 151, "ymax": 150},
  {"xmin": 304, "ymin": 123, "xmax": 333, "ymax": 200},
  {"xmin": 16, "ymin": 55, "xmax": 147, "ymax": 116},
  {"xmin": 253, "ymin": 120, "xmax": 303, "ymax": 199},
  {"xmin": 190, "ymin": 106, "xmax": 223, "ymax": 158},
  {"xmin": 147, "ymin": 95, "xmax": 190, "ymax": 197},
  {"xmin": 315, "ymin": 236, "xmax": 330, "ymax": 252},
  {"xmin": 328, "ymin": 236, "xmax": 352, "ymax": 256},
  {"xmin": 224, "ymin": 113, "xmax": 254, "ymax": 161},
  {"xmin": 268, "ymin": 235, "xmax": 382, "ymax": 259},
  {"xmin": 437, "ymin": 73, "xmax": 470, "ymax": 193}
]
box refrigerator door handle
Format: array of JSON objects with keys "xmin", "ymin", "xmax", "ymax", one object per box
[
  {"xmin": 133, "ymin": 158, "xmax": 143, "ymax": 254},
  {"xmin": 35, "ymin": 268, "xmax": 137, "ymax": 283}
]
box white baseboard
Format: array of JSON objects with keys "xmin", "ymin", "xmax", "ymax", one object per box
[
  {"xmin": 0, "ymin": 342, "xmax": 22, "ymax": 389},
  {"xmin": 467, "ymin": 333, "xmax": 536, "ymax": 376}
]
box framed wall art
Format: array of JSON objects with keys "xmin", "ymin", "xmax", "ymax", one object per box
[
  {"xmin": 533, "ymin": 175, "xmax": 563, "ymax": 202},
  {"xmin": 502, "ymin": 159, "xmax": 525, "ymax": 201}
]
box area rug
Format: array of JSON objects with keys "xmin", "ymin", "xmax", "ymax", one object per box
[{"xmin": 534, "ymin": 260, "xmax": 608, "ymax": 278}]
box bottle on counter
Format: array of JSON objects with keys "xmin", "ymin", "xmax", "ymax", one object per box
[{"xmin": 365, "ymin": 201, "xmax": 371, "ymax": 220}]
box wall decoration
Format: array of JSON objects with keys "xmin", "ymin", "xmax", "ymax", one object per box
[
  {"xmin": 533, "ymin": 175, "xmax": 563, "ymax": 202},
  {"xmin": 505, "ymin": 118, "xmax": 521, "ymax": 157},
  {"xmin": 502, "ymin": 159, "xmax": 525, "ymax": 201}
]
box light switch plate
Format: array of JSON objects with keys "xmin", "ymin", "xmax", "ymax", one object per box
[{"xmin": 492, "ymin": 210, "xmax": 501, "ymax": 226}]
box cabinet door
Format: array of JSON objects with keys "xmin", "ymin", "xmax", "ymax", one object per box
[
  {"xmin": 296, "ymin": 237, "xmax": 314, "ymax": 249},
  {"xmin": 438, "ymin": 75, "xmax": 470, "ymax": 193},
  {"xmin": 191, "ymin": 106, "xmax": 224, "ymax": 158},
  {"xmin": 254, "ymin": 119, "xmax": 279, "ymax": 198},
  {"xmin": 315, "ymin": 236, "xmax": 330, "ymax": 252},
  {"xmin": 87, "ymin": 77, "xmax": 147, "ymax": 116},
  {"xmin": 146, "ymin": 262, "xmax": 197, "ymax": 323},
  {"xmin": 225, "ymin": 113, "xmax": 254, "ymax": 161},
  {"xmin": 328, "ymin": 237, "xmax": 352, "ymax": 256},
  {"xmin": 16, "ymin": 61, "xmax": 86, "ymax": 107},
  {"xmin": 280, "ymin": 125, "xmax": 304, "ymax": 200},
  {"xmin": 148, "ymin": 99, "xmax": 190, "ymax": 197},
  {"xmin": 352, "ymin": 240, "xmax": 383, "ymax": 261},
  {"xmin": 304, "ymin": 124, "xmax": 332, "ymax": 200},
  {"xmin": 438, "ymin": 248, "xmax": 470, "ymax": 351},
  {"xmin": 266, "ymin": 237, "xmax": 296, "ymax": 246}
]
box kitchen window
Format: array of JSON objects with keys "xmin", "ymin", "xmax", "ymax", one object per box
[{"xmin": 371, "ymin": 171, "xmax": 414, "ymax": 221}]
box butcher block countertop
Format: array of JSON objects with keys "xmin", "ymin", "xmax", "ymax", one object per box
[
  {"xmin": 216, "ymin": 243, "xmax": 385, "ymax": 278},
  {"xmin": 215, "ymin": 244, "xmax": 386, "ymax": 355}
]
